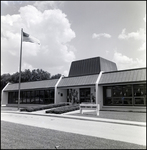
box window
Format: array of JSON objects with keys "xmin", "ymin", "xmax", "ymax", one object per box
[
  {"xmin": 20, "ymin": 91, "xmax": 24, "ymax": 104},
  {"xmin": 8, "ymin": 92, "xmax": 18, "ymax": 104},
  {"xmin": 133, "ymin": 84, "xmax": 146, "ymax": 105},
  {"xmin": 8, "ymin": 89, "xmax": 55, "ymax": 104},
  {"xmin": 134, "ymin": 98, "xmax": 144, "ymax": 105},
  {"xmin": 113, "ymin": 98, "xmax": 122, "ymax": 105},
  {"xmin": 8, "ymin": 92, "xmax": 13, "ymax": 103},
  {"xmin": 106, "ymin": 89, "xmax": 112, "ymax": 97},
  {"xmin": 30, "ymin": 91, "xmax": 34, "ymax": 103},
  {"xmin": 123, "ymin": 85, "xmax": 132, "ymax": 97},
  {"xmin": 39, "ymin": 90, "xmax": 44, "ymax": 104},
  {"xmin": 123, "ymin": 98, "xmax": 132, "ymax": 105},
  {"xmin": 113, "ymin": 86, "xmax": 123, "ymax": 97},
  {"xmin": 26, "ymin": 91, "xmax": 30, "ymax": 103},
  {"xmin": 103, "ymin": 84, "xmax": 146, "ymax": 106},
  {"xmin": 134, "ymin": 84, "xmax": 145, "ymax": 96}
]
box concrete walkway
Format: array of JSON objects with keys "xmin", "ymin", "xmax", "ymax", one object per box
[{"xmin": 1, "ymin": 107, "xmax": 146, "ymax": 127}]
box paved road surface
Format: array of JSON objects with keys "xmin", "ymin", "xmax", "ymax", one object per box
[{"xmin": 1, "ymin": 112, "xmax": 146, "ymax": 146}]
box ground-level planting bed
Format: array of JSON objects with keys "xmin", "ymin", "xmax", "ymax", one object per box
[
  {"xmin": 45, "ymin": 104, "xmax": 79, "ymax": 114},
  {"xmin": 20, "ymin": 103, "xmax": 69, "ymax": 112}
]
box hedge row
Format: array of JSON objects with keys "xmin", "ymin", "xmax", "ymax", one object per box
[
  {"xmin": 45, "ymin": 104, "xmax": 80, "ymax": 114},
  {"xmin": 20, "ymin": 103, "xmax": 69, "ymax": 112}
]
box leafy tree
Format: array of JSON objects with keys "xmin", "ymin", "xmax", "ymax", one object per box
[
  {"xmin": 21, "ymin": 69, "xmax": 32, "ymax": 82},
  {"xmin": 1, "ymin": 73, "xmax": 11, "ymax": 91},
  {"xmin": 11, "ymin": 72, "xmax": 19, "ymax": 83},
  {"xmin": 51, "ymin": 74, "xmax": 61, "ymax": 79},
  {"xmin": 31, "ymin": 69, "xmax": 51, "ymax": 81}
]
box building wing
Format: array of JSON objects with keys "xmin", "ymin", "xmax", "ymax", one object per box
[
  {"xmin": 4, "ymin": 79, "xmax": 59, "ymax": 91},
  {"xmin": 99, "ymin": 68, "xmax": 146, "ymax": 85}
]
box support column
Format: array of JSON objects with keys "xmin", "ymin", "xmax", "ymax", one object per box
[
  {"xmin": 95, "ymin": 71, "xmax": 104, "ymax": 105},
  {"xmin": 1, "ymin": 82, "xmax": 10, "ymax": 106},
  {"xmin": 55, "ymin": 75, "xmax": 64, "ymax": 104}
]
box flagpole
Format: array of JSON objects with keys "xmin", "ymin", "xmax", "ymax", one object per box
[{"xmin": 18, "ymin": 28, "xmax": 23, "ymax": 110}]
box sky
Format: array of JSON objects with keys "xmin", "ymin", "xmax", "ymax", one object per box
[{"xmin": 1, "ymin": 1, "xmax": 146, "ymax": 76}]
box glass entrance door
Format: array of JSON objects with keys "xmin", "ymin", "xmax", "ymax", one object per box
[{"xmin": 80, "ymin": 88, "xmax": 91, "ymax": 103}]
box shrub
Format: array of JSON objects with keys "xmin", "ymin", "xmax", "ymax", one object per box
[
  {"xmin": 20, "ymin": 108, "xmax": 27, "ymax": 111},
  {"xmin": 26, "ymin": 107, "xmax": 34, "ymax": 112},
  {"xmin": 45, "ymin": 104, "xmax": 79, "ymax": 114},
  {"xmin": 20, "ymin": 103, "xmax": 69, "ymax": 112}
]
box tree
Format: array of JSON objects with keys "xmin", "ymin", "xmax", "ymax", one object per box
[
  {"xmin": 31, "ymin": 69, "xmax": 51, "ymax": 81},
  {"xmin": 22, "ymin": 69, "xmax": 32, "ymax": 82},
  {"xmin": 1, "ymin": 73, "xmax": 11, "ymax": 91},
  {"xmin": 51, "ymin": 74, "xmax": 61, "ymax": 79}
]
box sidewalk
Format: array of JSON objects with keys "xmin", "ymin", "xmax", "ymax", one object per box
[{"xmin": 1, "ymin": 106, "xmax": 146, "ymax": 127}]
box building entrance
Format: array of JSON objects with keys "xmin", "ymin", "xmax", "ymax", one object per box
[{"xmin": 80, "ymin": 88, "xmax": 91, "ymax": 103}]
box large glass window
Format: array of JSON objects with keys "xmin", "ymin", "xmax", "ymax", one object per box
[
  {"xmin": 49, "ymin": 89, "xmax": 54, "ymax": 104},
  {"xmin": 113, "ymin": 86, "xmax": 123, "ymax": 97},
  {"xmin": 8, "ymin": 92, "xmax": 18, "ymax": 104},
  {"xmin": 113, "ymin": 98, "xmax": 122, "ymax": 105},
  {"xmin": 123, "ymin": 85, "xmax": 132, "ymax": 97},
  {"xmin": 133, "ymin": 84, "xmax": 146, "ymax": 105},
  {"xmin": 20, "ymin": 91, "xmax": 24, "ymax": 104},
  {"xmin": 39, "ymin": 90, "xmax": 44, "ymax": 104},
  {"xmin": 123, "ymin": 98, "xmax": 132, "ymax": 105},
  {"xmin": 26, "ymin": 91, "xmax": 30, "ymax": 103},
  {"xmin": 8, "ymin": 89, "xmax": 55, "ymax": 104},
  {"xmin": 30, "ymin": 91, "xmax": 34, "ymax": 103},
  {"xmin": 44, "ymin": 90, "xmax": 50, "ymax": 104},
  {"xmin": 8, "ymin": 92, "xmax": 13, "ymax": 103},
  {"xmin": 103, "ymin": 84, "xmax": 146, "ymax": 106}
]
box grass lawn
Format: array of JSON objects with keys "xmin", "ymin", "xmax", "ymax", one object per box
[
  {"xmin": 1, "ymin": 121, "xmax": 146, "ymax": 149},
  {"xmin": 71, "ymin": 110, "xmax": 146, "ymax": 122}
]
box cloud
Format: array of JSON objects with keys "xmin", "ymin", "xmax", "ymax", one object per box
[
  {"xmin": 34, "ymin": 1, "xmax": 64, "ymax": 11},
  {"xmin": 106, "ymin": 50, "xmax": 109, "ymax": 55},
  {"xmin": 92, "ymin": 33, "xmax": 111, "ymax": 39},
  {"xmin": 118, "ymin": 28, "xmax": 145, "ymax": 40},
  {"xmin": 138, "ymin": 42, "xmax": 146, "ymax": 51},
  {"xmin": 22, "ymin": 62, "xmax": 34, "ymax": 71},
  {"xmin": 118, "ymin": 28, "xmax": 146, "ymax": 51},
  {"xmin": 1, "ymin": 4, "xmax": 76, "ymax": 75},
  {"xmin": 112, "ymin": 51, "xmax": 146, "ymax": 70}
]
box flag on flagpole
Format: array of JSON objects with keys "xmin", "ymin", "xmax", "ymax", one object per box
[
  {"xmin": 18, "ymin": 28, "xmax": 40, "ymax": 110},
  {"xmin": 23, "ymin": 31, "xmax": 40, "ymax": 45}
]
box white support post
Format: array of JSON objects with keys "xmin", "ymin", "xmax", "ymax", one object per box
[
  {"xmin": 1, "ymin": 82, "xmax": 10, "ymax": 106},
  {"xmin": 95, "ymin": 71, "xmax": 104, "ymax": 111},
  {"xmin": 55, "ymin": 75, "xmax": 64, "ymax": 104},
  {"xmin": 96, "ymin": 104, "xmax": 100, "ymax": 116}
]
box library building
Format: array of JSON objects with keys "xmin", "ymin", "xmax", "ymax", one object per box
[{"xmin": 1, "ymin": 56, "xmax": 146, "ymax": 112}]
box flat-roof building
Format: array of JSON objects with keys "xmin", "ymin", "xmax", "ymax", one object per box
[{"xmin": 1, "ymin": 56, "xmax": 146, "ymax": 112}]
